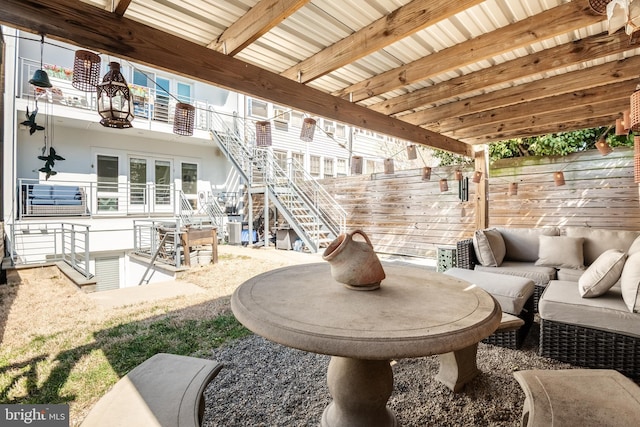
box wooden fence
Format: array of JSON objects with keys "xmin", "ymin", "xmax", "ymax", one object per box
[{"xmin": 319, "ymin": 147, "xmax": 640, "ymax": 258}]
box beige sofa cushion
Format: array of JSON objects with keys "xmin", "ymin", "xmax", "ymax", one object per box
[
  {"xmin": 628, "ymin": 235, "xmax": 640, "ymax": 256},
  {"xmin": 496, "ymin": 227, "xmax": 560, "ymax": 263},
  {"xmin": 564, "ymin": 227, "xmax": 640, "ymax": 266},
  {"xmin": 557, "ymin": 268, "xmax": 584, "ymax": 282},
  {"xmin": 578, "ymin": 249, "xmax": 627, "ymax": 298},
  {"xmin": 535, "ymin": 236, "xmax": 584, "ymax": 270},
  {"xmin": 539, "ymin": 281, "xmax": 640, "ymax": 338},
  {"xmin": 621, "ymin": 252, "xmax": 640, "ymax": 313},
  {"xmin": 475, "ymin": 261, "xmax": 556, "ymax": 288},
  {"xmin": 473, "ymin": 228, "xmax": 506, "ymax": 267}
]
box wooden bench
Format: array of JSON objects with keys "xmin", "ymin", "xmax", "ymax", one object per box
[
  {"xmin": 81, "ymin": 353, "xmax": 223, "ymax": 427},
  {"xmin": 513, "ymin": 369, "xmax": 640, "ymax": 427}
]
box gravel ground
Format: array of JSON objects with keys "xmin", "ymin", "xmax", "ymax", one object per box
[{"xmin": 203, "ymin": 321, "xmax": 572, "ymax": 427}]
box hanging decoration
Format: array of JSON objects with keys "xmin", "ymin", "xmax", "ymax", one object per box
[
  {"xmin": 472, "ymin": 170, "xmax": 483, "ymax": 183},
  {"xmin": 406, "ymin": 145, "xmax": 417, "ymax": 160},
  {"xmin": 509, "ymin": 182, "xmax": 518, "ymax": 196},
  {"xmin": 384, "ymin": 158, "xmax": 394, "ymax": 174},
  {"xmin": 29, "ymin": 34, "xmax": 52, "ymax": 88},
  {"xmin": 255, "ymin": 121, "xmax": 272, "ymax": 146},
  {"xmin": 351, "ymin": 156, "xmax": 363, "ymax": 175},
  {"xmin": 97, "ymin": 62, "xmax": 134, "ymax": 128},
  {"xmin": 455, "ymin": 170, "xmax": 463, "ymax": 181},
  {"xmin": 36, "ymin": 101, "xmax": 64, "ymax": 180},
  {"xmin": 630, "ymin": 88, "xmax": 640, "ymax": 132},
  {"xmin": 173, "ymin": 103, "xmax": 196, "ymax": 136},
  {"xmin": 595, "ymin": 125, "xmax": 613, "ymax": 156},
  {"xmin": 439, "ymin": 179, "xmax": 449, "ymax": 192},
  {"xmin": 554, "ymin": 171, "xmax": 566, "ymax": 186},
  {"xmin": 615, "ymin": 118, "xmax": 627, "ymax": 135},
  {"xmin": 20, "ymin": 106, "xmax": 44, "ymax": 135},
  {"xmin": 422, "ymin": 166, "xmax": 432, "ymax": 181},
  {"xmin": 72, "ymin": 50, "xmax": 101, "ymax": 92},
  {"xmin": 300, "ymin": 118, "xmax": 316, "ymax": 142}
]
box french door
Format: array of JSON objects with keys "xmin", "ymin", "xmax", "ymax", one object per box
[{"xmin": 129, "ymin": 157, "xmax": 173, "ymax": 213}]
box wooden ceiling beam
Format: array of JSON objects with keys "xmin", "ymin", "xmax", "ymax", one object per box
[
  {"xmin": 334, "ymin": 0, "xmax": 602, "ymax": 102},
  {"xmin": 429, "ymin": 80, "xmax": 635, "ymax": 134},
  {"xmin": 404, "ymin": 55, "xmax": 640, "ymax": 127},
  {"xmin": 207, "ymin": 0, "xmax": 310, "ymax": 55},
  {"xmin": 1, "ymin": 0, "xmax": 471, "ymax": 156},
  {"xmin": 447, "ymin": 97, "xmax": 627, "ymax": 141},
  {"xmin": 462, "ymin": 113, "xmax": 621, "ymax": 145},
  {"xmin": 280, "ymin": 0, "xmax": 484, "ymax": 83},
  {"xmin": 371, "ymin": 30, "xmax": 632, "ymax": 117}
]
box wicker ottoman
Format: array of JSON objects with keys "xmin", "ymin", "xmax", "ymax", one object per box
[
  {"xmin": 444, "ymin": 268, "xmax": 535, "ymax": 348},
  {"xmin": 514, "ymin": 369, "xmax": 640, "ymax": 427}
]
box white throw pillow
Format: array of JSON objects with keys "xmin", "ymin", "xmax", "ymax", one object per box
[
  {"xmin": 535, "ymin": 235, "xmax": 585, "ymax": 270},
  {"xmin": 628, "ymin": 235, "xmax": 640, "ymax": 256},
  {"xmin": 472, "ymin": 228, "xmax": 505, "ymax": 267},
  {"xmin": 578, "ymin": 249, "xmax": 627, "ymax": 298},
  {"xmin": 621, "ymin": 252, "xmax": 640, "ymax": 313}
]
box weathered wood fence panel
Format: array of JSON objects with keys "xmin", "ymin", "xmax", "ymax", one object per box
[
  {"xmin": 319, "ymin": 148, "xmax": 639, "ymax": 258},
  {"xmin": 320, "ymin": 166, "xmax": 476, "ymax": 258},
  {"xmin": 489, "ymin": 148, "xmax": 640, "ymax": 230}
]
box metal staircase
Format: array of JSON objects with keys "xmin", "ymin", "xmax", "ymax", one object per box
[{"xmin": 208, "ymin": 111, "xmax": 346, "ymax": 253}]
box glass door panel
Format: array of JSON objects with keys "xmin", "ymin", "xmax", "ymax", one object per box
[
  {"xmin": 154, "ymin": 160, "xmax": 172, "ymax": 209},
  {"xmin": 97, "ymin": 155, "xmax": 119, "ymax": 212},
  {"xmin": 129, "ymin": 158, "xmax": 147, "ymax": 212}
]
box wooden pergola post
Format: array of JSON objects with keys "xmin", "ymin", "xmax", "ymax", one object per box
[{"xmin": 474, "ymin": 146, "xmax": 489, "ymax": 230}]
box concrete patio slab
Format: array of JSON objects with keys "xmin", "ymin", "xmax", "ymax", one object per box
[{"xmin": 87, "ymin": 280, "xmax": 205, "ymax": 309}]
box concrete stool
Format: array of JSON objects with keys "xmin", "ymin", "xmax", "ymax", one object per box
[
  {"xmin": 444, "ymin": 268, "xmax": 535, "ymax": 348},
  {"xmin": 81, "ymin": 353, "xmax": 223, "ymax": 427},
  {"xmin": 514, "ymin": 369, "xmax": 640, "ymax": 427}
]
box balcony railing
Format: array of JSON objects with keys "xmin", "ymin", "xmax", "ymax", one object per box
[
  {"xmin": 19, "ymin": 58, "xmax": 215, "ymax": 132},
  {"xmin": 18, "ymin": 178, "xmax": 190, "ymax": 218},
  {"xmin": 7, "ymin": 221, "xmax": 92, "ymax": 278}
]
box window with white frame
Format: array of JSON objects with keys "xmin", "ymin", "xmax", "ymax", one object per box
[
  {"xmin": 273, "ymin": 106, "xmax": 291, "ymax": 122},
  {"xmin": 248, "ymin": 99, "xmax": 268, "ymax": 118},
  {"xmin": 291, "ymin": 111, "xmax": 303, "ymax": 128},
  {"xmin": 323, "ymin": 120, "xmax": 336, "ymax": 136},
  {"xmin": 292, "ymin": 152, "xmax": 304, "ymax": 168},
  {"xmin": 273, "ymin": 150, "xmax": 288, "ymax": 170},
  {"xmin": 324, "ymin": 158, "xmax": 334, "ymax": 177},
  {"xmin": 310, "ymin": 155, "xmax": 321, "ymax": 177},
  {"xmin": 335, "ymin": 123, "xmax": 346, "ymax": 138},
  {"xmin": 337, "ymin": 158, "xmax": 347, "ymax": 176}
]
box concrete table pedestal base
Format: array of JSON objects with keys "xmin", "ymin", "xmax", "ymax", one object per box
[
  {"xmin": 435, "ymin": 343, "xmax": 479, "ymax": 392},
  {"xmin": 321, "ymin": 357, "xmax": 397, "ymax": 427}
]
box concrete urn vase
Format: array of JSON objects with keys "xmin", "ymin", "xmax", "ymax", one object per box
[{"xmin": 322, "ymin": 230, "xmax": 386, "ymax": 290}]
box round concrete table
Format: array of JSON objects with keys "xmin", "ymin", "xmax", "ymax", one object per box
[{"xmin": 231, "ymin": 263, "xmax": 500, "ymax": 427}]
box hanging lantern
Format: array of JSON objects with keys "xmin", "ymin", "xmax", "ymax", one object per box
[
  {"xmin": 635, "ymin": 135, "xmax": 640, "ymax": 183},
  {"xmin": 29, "ymin": 35, "xmax": 52, "ymax": 88},
  {"xmin": 422, "ymin": 166, "xmax": 432, "ymax": 181},
  {"xmin": 615, "ymin": 118, "xmax": 627, "ymax": 136},
  {"xmin": 173, "ymin": 103, "xmax": 196, "ymax": 136},
  {"xmin": 630, "ymin": 90, "xmax": 640, "ymax": 132},
  {"xmin": 472, "ymin": 170, "xmax": 483, "ymax": 183},
  {"xmin": 406, "ymin": 145, "xmax": 417, "ymax": 160},
  {"xmin": 596, "ymin": 136, "xmax": 612, "ymax": 156},
  {"xmin": 588, "ymin": 0, "xmax": 610, "ymax": 15},
  {"xmin": 439, "ymin": 179, "xmax": 449, "ymax": 192},
  {"xmin": 72, "ymin": 50, "xmax": 101, "ymax": 92},
  {"xmin": 384, "ymin": 158, "xmax": 394, "ymax": 174},
  {"xmin": 255, "ymin": 121, "xmax": 272, "ymax": 146},
  {"xmin": 509, "ymin": 182, "xmax": 518, "ymax": 196},
  {"xmin": 455, "ymin": 170, "xmax": 463, "ymax": 181},
  {"xmin": 300, "ymin": 118, "xmax": 316, "ymax": 142},
  {"xmin": 96, "ymin": 62, "xmax": 134, "ymax": 128},
  {"xmin": 554, "ymin": 171, "xmax": 566, "ymax": 186},
  {"xmin": 351, "ymin": 156, "xmax": 363, "ymax": 175}
]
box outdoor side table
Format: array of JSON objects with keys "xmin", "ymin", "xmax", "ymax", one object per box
[{"xmin": 437, "ymin": 245, "xmax": 457, "ymax": 272}]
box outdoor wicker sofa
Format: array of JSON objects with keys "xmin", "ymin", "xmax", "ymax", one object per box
[
  {"xmin": 26, "ymin": 183, "xmax": 87, "ymax": 216},
  {"xmin": 457, "ymin": 226, "xmax": 640, "ymax": 379}
]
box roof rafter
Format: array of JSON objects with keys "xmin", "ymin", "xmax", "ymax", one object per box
[
  {"xmin": 405, "ymin": 55, "xmax": 640, "ymax": 127},
  {"xmin": 371, "ymin": 30, "xmax": 632, "ymax": 117},
  {"xmin": 1, "ymin": 0, "xmax": 470, "ymax": 156},
  {"xmin": 110, "ymin": 0, "xmax": 131, "ymax": 17},
  {"xmin": 207, "ymin": 0, "xmax": 310, "ymax": 55},
  {"xmin": 334, "ymin": 0, "xmax": 602, "ymax": 102},
  {"xmin": 280, "ymin": 0, "xmax": 484, "ymax": 83}
]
